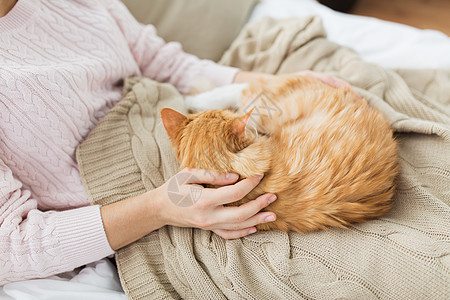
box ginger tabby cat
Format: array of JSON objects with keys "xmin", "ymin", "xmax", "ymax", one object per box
[{"xmin": 161, "ymin": 75, "xmax": 398, "ymax": 233}]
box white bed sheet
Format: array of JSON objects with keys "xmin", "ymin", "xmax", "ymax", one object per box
[
  {"xmin": 0, "ymin": 259, "xmax": 126, "ymax": 300},
  {"xmin": 1, "ymin": 0, "xmax": 449, "ymax": 299},
  {"xmin": 250, "ymin": 0, "xmax": 450, "ymax": 69}
]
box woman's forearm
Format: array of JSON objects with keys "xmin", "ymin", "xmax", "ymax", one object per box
[
  {"xmin": 100, "ymin": 191, "xmax": 164, "ymax": 251},
  {"xmin": 100, "ymin": 168, "xmax": 277, "ymax": 248}
]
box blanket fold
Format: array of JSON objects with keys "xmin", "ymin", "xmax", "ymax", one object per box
[{"xmin": 76, "ymin": 16, "xmax": 450, "ymax": 300}]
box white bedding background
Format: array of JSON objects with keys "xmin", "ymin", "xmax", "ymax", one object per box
[
  {"xmin": 250, "ymin": 0, "xmax": 450, "ymax": 69},
  {"xmin": 2, "ymin": 0, "xmax": 449, "ymax": 298}
]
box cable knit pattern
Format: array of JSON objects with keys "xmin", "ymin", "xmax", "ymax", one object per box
[
  {"xmin": 77, "ymin": 17, "xmax": 450, "ymax": 300},
  {"xmin": 0, "ymin": 0, "xmax": 238, "ymax": 285}
]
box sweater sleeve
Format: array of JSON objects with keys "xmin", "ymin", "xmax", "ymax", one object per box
[
  {"xmin": 100, "ymin": 0, "xmax": 239, "ymax": 94},
  {"xmin": 0, "ymin": 159, "xmax": 114, "ymax": 285}
]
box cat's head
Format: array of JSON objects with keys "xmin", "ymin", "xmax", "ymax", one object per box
[{"xmin": 160, "ymin": 108, "xmax": 255, "ymax": 171}]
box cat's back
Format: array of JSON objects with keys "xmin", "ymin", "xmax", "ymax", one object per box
[
  {"xmin": 239, "ymin": 75, "xmax": 369, "ymax": 134},
  {"xmin": 251, "ymin": 76, "xmax": 398, "ymax": 232},
  {"xmin": 265, "ymin": 75, "xmax": 397, "ymax": 188}
]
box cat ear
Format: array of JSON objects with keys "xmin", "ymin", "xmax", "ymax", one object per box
[
  {"xmin": 231, "ymin": 107, "xmax": 254, "ymax": 139},
  {"xmin": 160, "ymin": 108, "xmax": 188, "ymax": 141}
]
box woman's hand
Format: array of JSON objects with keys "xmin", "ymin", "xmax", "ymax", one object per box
[
  {"xmin": 293, "ymin": 70, "xmax": 353, "ymax": 89},
  {"xmin": 152, "ymin": 168, "xmax": 277, "ymax": 240},
  {"xmin": 100, "ymin": 168, "xmax": 276, "ymax": 250}
]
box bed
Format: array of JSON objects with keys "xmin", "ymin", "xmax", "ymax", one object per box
[{"xmin": 1, "ymin": 0, "xmax": 449, "ymax": 299}]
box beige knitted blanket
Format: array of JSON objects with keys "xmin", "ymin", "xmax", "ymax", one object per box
[{"xmin": 76, "ymin": 16, "xmax": 450, "ymax": 299}]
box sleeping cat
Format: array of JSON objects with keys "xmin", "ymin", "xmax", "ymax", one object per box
[{"xmin": 161, "ymin": 75, "xmax": 398, "ymax": 233}]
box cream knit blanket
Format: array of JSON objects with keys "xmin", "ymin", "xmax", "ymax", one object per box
[{"xmin": 76, "ymin": 16, "xmax": 450, "ymax": 299}]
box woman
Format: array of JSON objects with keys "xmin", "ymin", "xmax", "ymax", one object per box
[{"xmin": 0, "ymin": 0, "xmax": 347, "ymax": 284}]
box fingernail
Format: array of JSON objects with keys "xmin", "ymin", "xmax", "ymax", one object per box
[
  {"xmin": 248, "ymin": 228, "xmax": 257, "ymax": 234},
  {"xmin": 268, "ymin": 194, "xmax": 277, "ymax": 204},
  {"xmin": 265, "ymin": 215, "xmax": 275, "ymax": 222},
  {"xmin": 226, "ymin": 173, "xmax": 238, "ymax": 180},
  {"xmin": 258, "ymin": 174, "xmax": 264, "ymax": 180}
]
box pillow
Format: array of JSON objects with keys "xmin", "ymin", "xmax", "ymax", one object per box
[{"xmin": 121, "ymin": 0, "xmax": 259, "ymax": 61}]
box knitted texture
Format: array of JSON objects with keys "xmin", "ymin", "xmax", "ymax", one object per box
[
  {"xmin": 77, "ymin": 77, "xmax": 184, "ymax": 299},
  {"xmin": 76, "ymin": 77, "xmax": 183, "ymax": 207},
  {"xmin": 0, "ymin": 0, "xmax": 237, "ymax": 284},
  {"xmin": 77, "ymin": 17, "xmax": 450, "ymax": 299}
]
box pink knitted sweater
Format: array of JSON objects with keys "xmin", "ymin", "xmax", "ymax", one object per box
[{"xmin": 0, "ymin": 0, "xmax": 238, "ymax": 285}]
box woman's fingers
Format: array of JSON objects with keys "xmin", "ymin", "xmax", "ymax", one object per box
[
  {"xmin": 164, "ymin": 169, "xmax": 278, "ymax": 237},
  {"xmin": 182, "ymin": 168, "xmax": 240, "ymax": 186},
  {"xmin": 330, "ymin": 77, "xmax": 352, "ymax": 89},
  {"xmin": 215, "ymin": 211, "xmax": 276, "ymax": 232},
  {"xmin": 294, "ymin": 70, "xmax": 361, "ymax": 98},
  {"xmin": 214, "ymin": 192, "xmax": 277, "ymax": 226},
  {"xmin": 202, "ymin": 174, "xmax": 263, "ymax": 206},
  {"xmin": 295, "ymin": 70, "xmax": 352, "ymax": 88},
  {"xmin": 211, "ymin": 194, "xmax": 278, "ymax": 239},
  {"xmin": 212, "ymin": 195, "xmax": 277, "ymax": 238}
]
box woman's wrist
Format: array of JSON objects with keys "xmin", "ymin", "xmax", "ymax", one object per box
[
  {"xmin": 149, "ymin": 183, "xmax": 195, "ymax": 229},
  {"xmin": 100, "ymin": 190, "xmax": 165, "ymax": 250}
]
